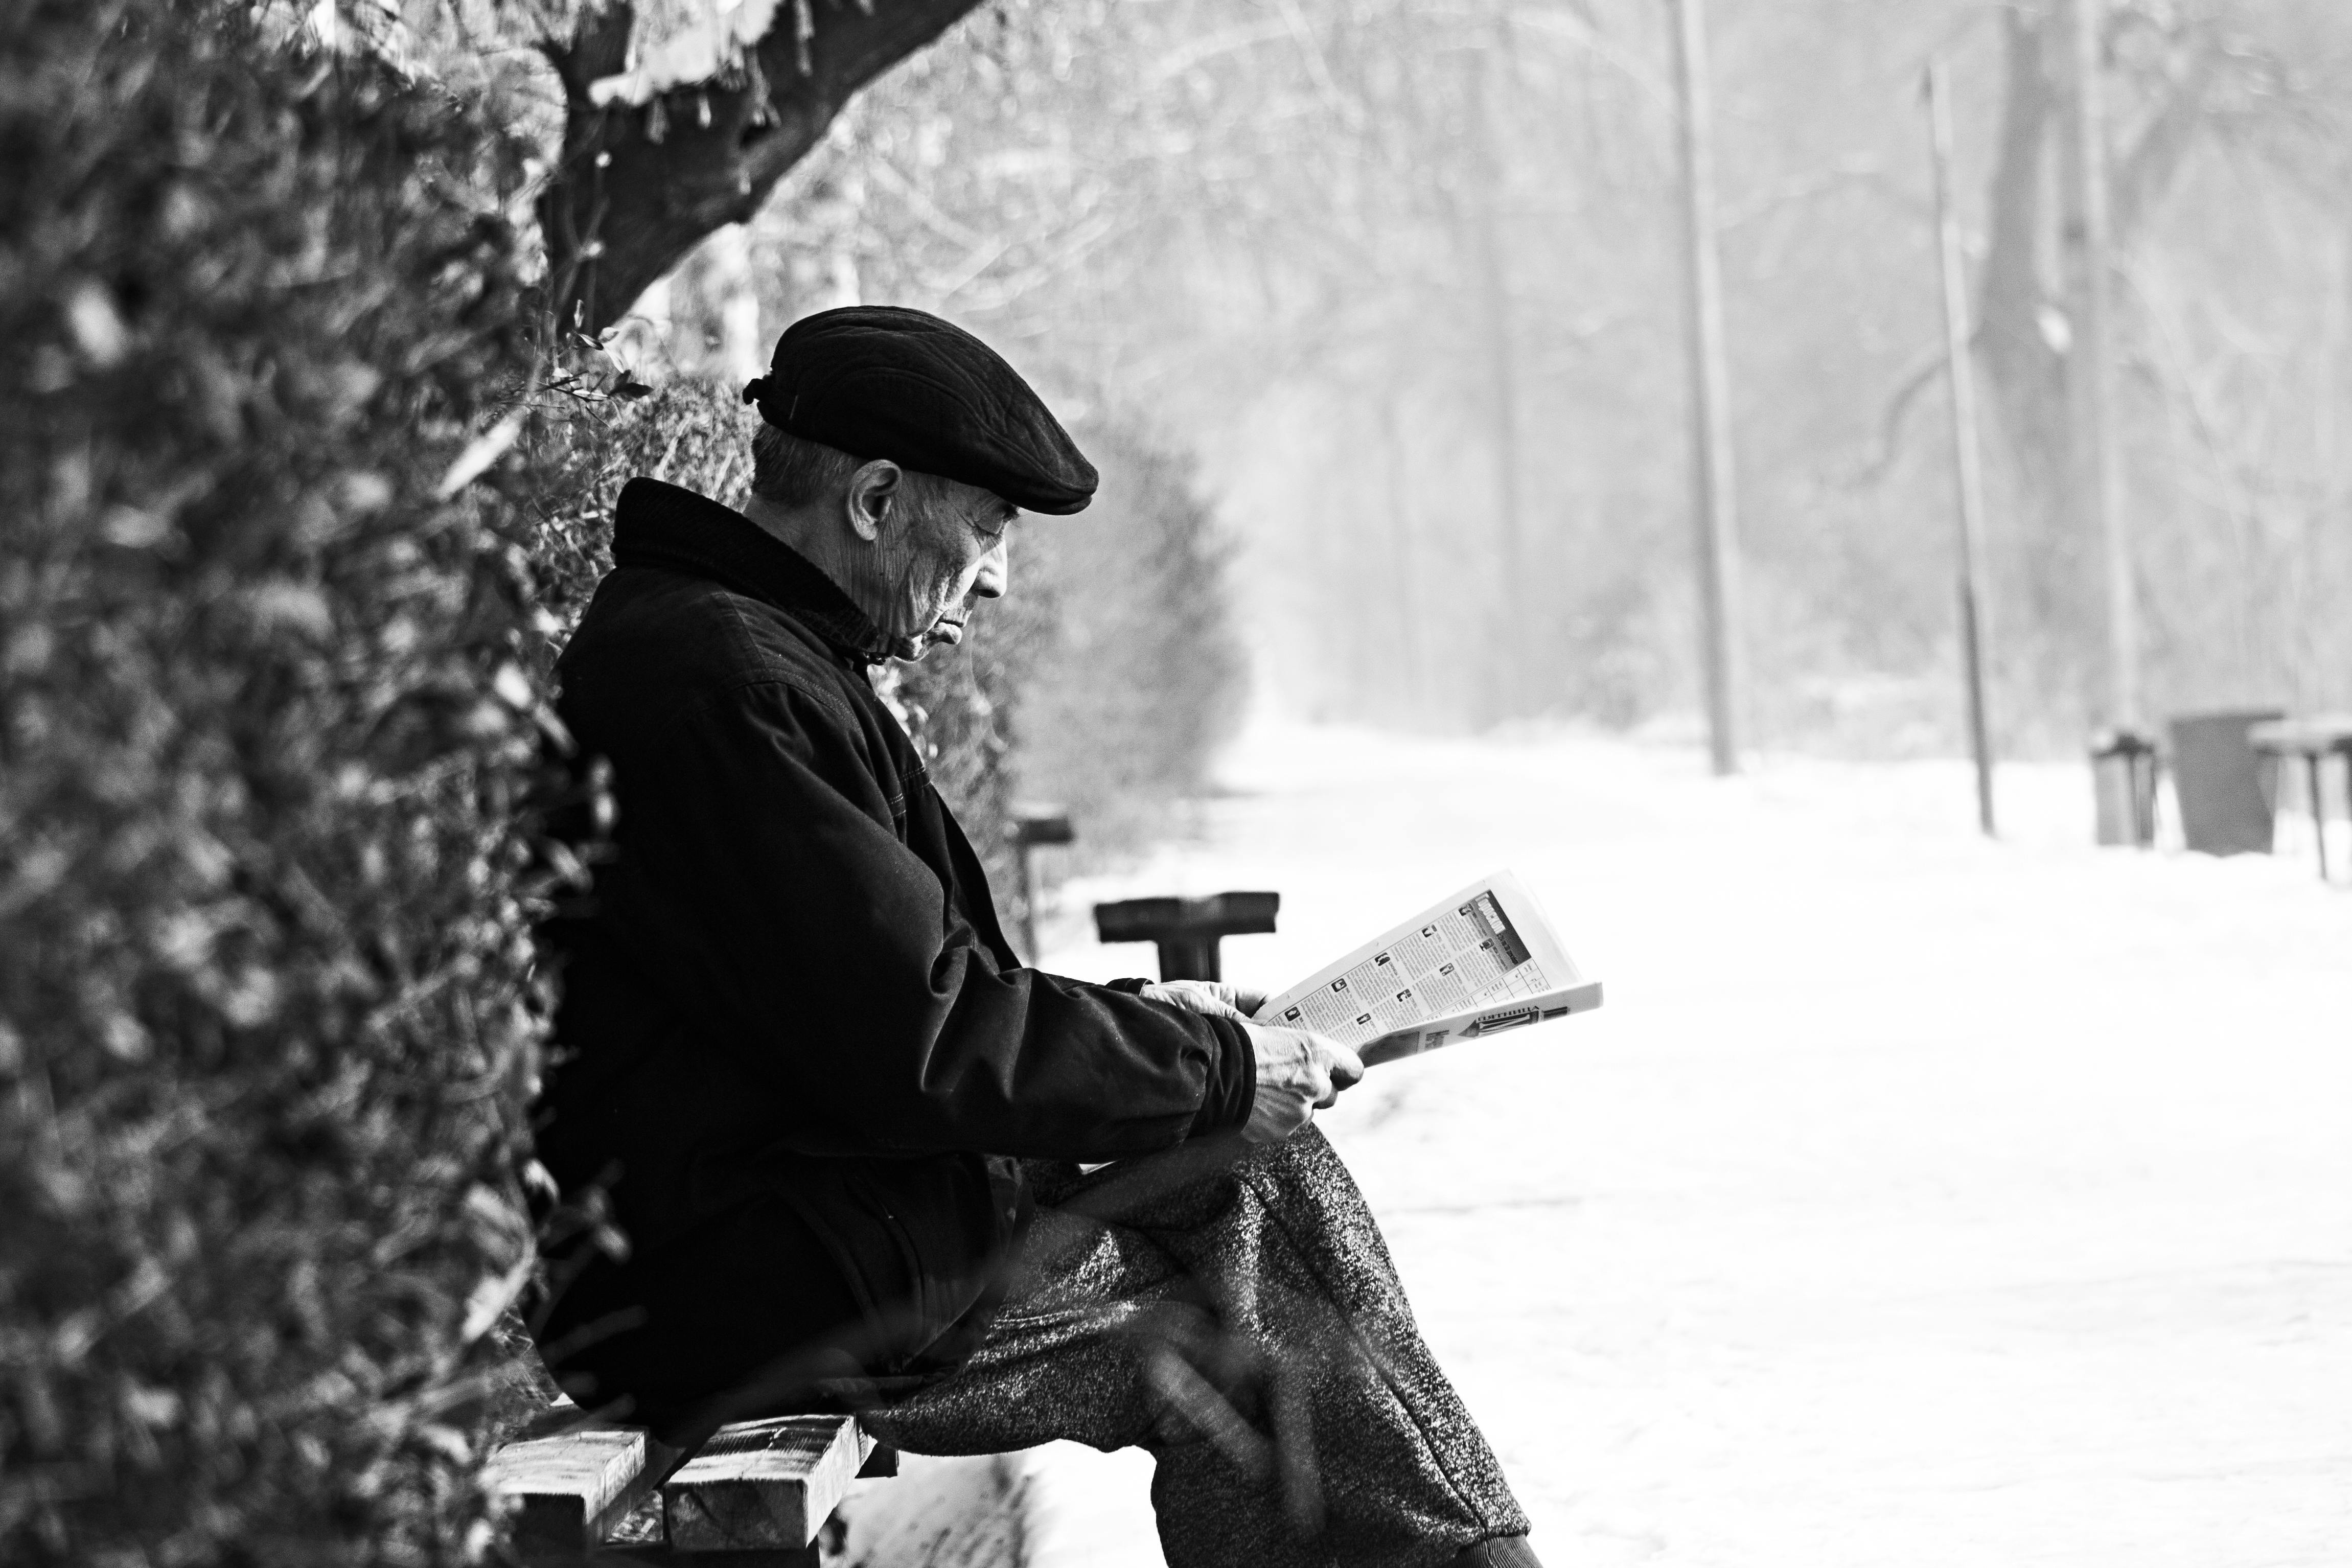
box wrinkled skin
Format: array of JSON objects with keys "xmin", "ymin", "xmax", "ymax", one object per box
[
  {"xmin": 859, "ymin": 468, "xmax": 1014, "ymax": 661},
  {"xmin": 741, "ymin": 459, "xmax": 1014, "ymax": 663}
]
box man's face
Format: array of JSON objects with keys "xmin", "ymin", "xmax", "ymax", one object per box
[{"xmin": 869, "ymin": 474, "xmax": 1014, "ymax": 662}]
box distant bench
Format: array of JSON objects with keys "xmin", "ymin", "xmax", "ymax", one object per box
[
  {"xmin": 2249, "ymin": 714, "xmax": 2352, "ymax": 883},
  {"xmin": 485, "ymin": 1397, "xmax": 894, "ymax": 1563}
]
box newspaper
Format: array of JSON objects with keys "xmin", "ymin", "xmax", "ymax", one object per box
[{"xmin": 1251, "ymin": 870, "xmax": 1602, "ymax": 1067}]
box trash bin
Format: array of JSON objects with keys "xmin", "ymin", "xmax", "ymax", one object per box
[
  {"xmin": 2090, "ymin": 727, "xmax": 2160, "ymax": 848},
  {"xmin": 2170, "ymin": 709, "xmax": 2286, "ymax": 856}
]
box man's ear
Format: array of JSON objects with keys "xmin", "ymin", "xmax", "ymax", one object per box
[{"xmin": 843, "ymin": 460, "xmax": 906, "ymax": 543}]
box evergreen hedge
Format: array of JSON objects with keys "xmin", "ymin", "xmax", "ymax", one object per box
[
  {"xmin": 1014, "ymin": 422, "xmax": 1246, "ymax": 866},
  {"xmin": 1, "ymin": 6, "xmax": 555, "ymax": 1561}
]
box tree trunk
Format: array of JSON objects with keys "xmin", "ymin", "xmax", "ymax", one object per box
[
  {"xmin": 1972, "ymin": 4, "xmax": 2217, "ymax": 722},
  {"xmin": 1975, "ymin": 7, "xmax": 2082, "ymax": 695},
  {"xmin": 539, "ymin": 0, "xmax": 984, "ymax": 336}
]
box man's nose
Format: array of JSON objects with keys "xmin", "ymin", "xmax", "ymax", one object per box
[{"xmin": 973, "ymin": 537, "xmax": 1009, "ymax": 599}]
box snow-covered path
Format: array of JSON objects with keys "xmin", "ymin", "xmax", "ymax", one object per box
[{"xmin": 1018, "ymin": 723, "xmax": 2352, "ymax": 1568}]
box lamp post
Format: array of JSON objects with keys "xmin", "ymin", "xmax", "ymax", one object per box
[{"xmin": 1926, "ymin": 56, "xmax": 1998, "ymax": 837}]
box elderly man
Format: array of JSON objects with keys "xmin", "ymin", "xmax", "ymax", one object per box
[{"xmin": 535, "ymin": 307, "xmax": 1537, "ymax": 1567}]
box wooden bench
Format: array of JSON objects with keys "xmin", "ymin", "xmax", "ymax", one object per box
[
  {"xmin": 1094, "ymin": 890, "xmax": 1280, "ymax": 982},
  {"xmin": 485, "ymin": 1397, "xmax": 893, "ymax": 1564},
  {"xmin": 2249, "ymin": 714, "xmax": 2352, "ymax": 883}
]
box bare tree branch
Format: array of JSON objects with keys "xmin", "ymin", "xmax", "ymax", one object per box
[
  {"xmin": 539, "ymin": 0, "xmax": 985, "ymax": 334},
  {"xmin": 1843, "ymin": 342, "xmax": 1948, "ymax": 489}
]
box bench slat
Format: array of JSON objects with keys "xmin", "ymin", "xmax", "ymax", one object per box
[
  {"xmin": 662, "ymin": 1414, "xmax": 873, "ymax": 1551},
  {"xmin": 485, "ymin": 1396, "xmax": 693, "ymax": 1559},
  {"xmin": 485, "ymin": 1425, "xmax": 653, "ymax": 1556}
]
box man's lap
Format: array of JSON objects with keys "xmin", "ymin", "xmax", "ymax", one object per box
[
  {"xmin": 859, "ymin": 1127, "xmax": 1529, "ymax": 1567},
  {"xmin": 861, "ymin": 1142, "xmax": 1247, "ymax": 1456},
  {"xmin": 858, "ymin": 1204, "xmax": 1205, "ymax": 1456}
]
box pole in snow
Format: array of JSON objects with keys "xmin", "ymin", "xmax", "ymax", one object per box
[
  {"xmin": 1925, "ymin": 57, "xmax": 1998, "ymax": 837},
  {"xmin": 1667, "ymin": 0, "xmax": 1745, "ymax": 776}
]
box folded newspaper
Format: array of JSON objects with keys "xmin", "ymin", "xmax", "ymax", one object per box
[{"xmin": 1250, "ymin": 870, "xmax": 1602, "ymax": 1067}]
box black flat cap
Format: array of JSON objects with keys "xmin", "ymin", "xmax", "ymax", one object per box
[{"xmin": 741, "ymin": 306, "xmax": 1096, "ymax": 515}]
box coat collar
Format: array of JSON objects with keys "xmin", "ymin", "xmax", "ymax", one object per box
[{"xmin": 609, "ymin": 477, "xmax": 893, "ymax": 665}]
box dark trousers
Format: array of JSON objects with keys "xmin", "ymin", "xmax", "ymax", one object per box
[{"xmin": 860, "ymin": 1126, "xmax": 1529, "ymax": 1568}]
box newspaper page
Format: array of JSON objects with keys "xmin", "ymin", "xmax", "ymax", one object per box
[{"xmin": 1251, "ymin": 870, "xmax": 1603, "ymax": 1067}]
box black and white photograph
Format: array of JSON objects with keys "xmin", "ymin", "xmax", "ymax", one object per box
[{"xmin": 6, "ymin": 2, "xmax": 2350, "ymax": 1565}]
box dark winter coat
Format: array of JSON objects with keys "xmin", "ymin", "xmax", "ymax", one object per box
[{"xmin": 534, "ymin": 478, "xmax": 1254, "ymax": 1427}]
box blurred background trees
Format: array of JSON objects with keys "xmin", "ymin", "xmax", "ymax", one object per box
[{"xmin": 392, "ymin": 0, "xmax": 2352, "ymax": 777}]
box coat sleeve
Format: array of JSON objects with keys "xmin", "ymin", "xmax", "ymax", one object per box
[{"xmin": 596, "ymin": 675, "xmax": 1256, "ymax": 1162}]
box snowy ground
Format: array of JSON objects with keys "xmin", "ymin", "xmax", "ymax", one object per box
[{"xmin": 1002, "ymin": 721, "xmax": 2352, "ymax": 1568}]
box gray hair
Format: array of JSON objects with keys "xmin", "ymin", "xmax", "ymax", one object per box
[{"xmin": 749, "ymin": 424, "xmax": 864, "ymax": 508}]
